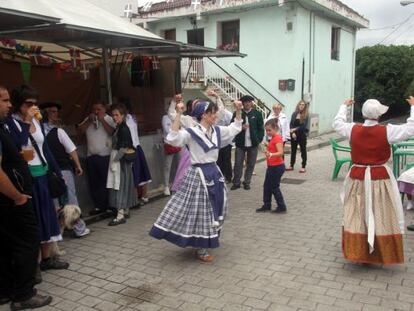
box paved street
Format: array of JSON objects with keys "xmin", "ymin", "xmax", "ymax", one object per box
[{"xmin": 4, "ymin": 145, "xmax": 414, "ymax": 311}]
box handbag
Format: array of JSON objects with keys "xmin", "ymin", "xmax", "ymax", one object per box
[
  {"xmin": 164, "ymin": 143, "xmax": 181, "ymax": 155},
  {"xmin": 29, "ymin": 134, "xmax": 67, "ymax": 198}
]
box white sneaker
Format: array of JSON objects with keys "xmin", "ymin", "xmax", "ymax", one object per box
[
  {"xmin": 75, "ymin": 227, "xmax": 90, "ymax": 238},
  {"xmin": 164, "ymin": 187, "xmax": 171, "ymax": 196},
  {"xmin": 408, "ymin": 200, "xmax": 413, "ymax": 210}
]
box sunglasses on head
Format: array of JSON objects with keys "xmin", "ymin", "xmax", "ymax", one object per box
[{"xmin": 24, "ymin": 100, "xmax": 37, "ymax": 106}]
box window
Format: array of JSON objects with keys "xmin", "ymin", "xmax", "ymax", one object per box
[
  {"xmin": 187, "ymin": 28, "xmax": 204, "ymax": 46},
  {"xmin": 331, "ymin": 27, "xmax": 340, "ymax": 60},
  {"xmin": 218, "ymin": 20, "xmax": 239, "ymax": 52},
  {"xmin": 163, "ymin": 29, "xmax": 176, "ymax": 41}
]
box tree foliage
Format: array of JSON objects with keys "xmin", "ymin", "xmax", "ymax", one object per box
[{"xmin": 354, "ymin": 45, "xmax": 414, "ymax": 121}]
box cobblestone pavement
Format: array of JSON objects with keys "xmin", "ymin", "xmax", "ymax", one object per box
[{"xmin": 4, "ymin": 145, "xmax": 414, "ymax": 311}]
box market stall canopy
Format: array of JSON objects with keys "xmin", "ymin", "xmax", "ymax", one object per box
[
  {"xmin": 0, "ymin": 6, "xmax": 60, "ymax": 31},
  {"xmin": 0, "ymin": 0, "xmax": 179, "ymax": 49}
]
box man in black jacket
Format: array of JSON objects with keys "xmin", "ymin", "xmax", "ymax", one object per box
[{"xmin": 0, "ymin": 86, "xmax": 52, "ymax": 310}]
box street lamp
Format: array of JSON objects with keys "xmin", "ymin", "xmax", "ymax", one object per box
[{"xmin": 401, "ymin": 0, "xmax": 414, "ymax": 5}]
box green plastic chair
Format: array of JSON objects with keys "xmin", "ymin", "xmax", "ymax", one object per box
[{"xmin": 329, "ymin": 138, "xmax": 352, "ymax": 180}]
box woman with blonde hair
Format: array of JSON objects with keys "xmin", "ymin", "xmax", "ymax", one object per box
[
  {"xmin": 264, "ymin": 102, "xmax": 290, "ymax": 143},
  {"xmin": 286, "ymin": 100, "xmax": 309, "ymax": 173}
]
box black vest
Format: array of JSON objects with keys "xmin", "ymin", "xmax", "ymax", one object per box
[
  {"xmin": 46, "ymin": 127, "xmax": 73, "ymax": 171},
  {"xmin": 0, "ymin": 122, "xmax": 32, "ymax": 206}
]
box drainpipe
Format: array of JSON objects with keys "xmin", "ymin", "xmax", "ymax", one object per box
[
  {"xmin": 301, "ymin": 57, "xmax": 305, "ymax": 100},
  {"xmin": 350, "ymin": 28, "xmax": 357, "ymax": 122}
]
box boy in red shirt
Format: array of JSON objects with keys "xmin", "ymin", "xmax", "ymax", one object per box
[{"xmin": 256, "ymin": 118, "xmax": 287, "ymax": 213}]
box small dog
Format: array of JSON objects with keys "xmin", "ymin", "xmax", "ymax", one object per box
[{"xmin": 50, "ymin": 205, "xmax": 83, "ymax": 257}]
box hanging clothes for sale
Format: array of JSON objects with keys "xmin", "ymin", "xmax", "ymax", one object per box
[{"xmin": 131, "ymin": 57, "xmax": 146, "ymax": 87}]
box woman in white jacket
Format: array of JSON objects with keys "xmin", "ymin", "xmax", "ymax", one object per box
[{"xmin": 264, "ymin": 103, "xmax": 290, "ymax": 143}]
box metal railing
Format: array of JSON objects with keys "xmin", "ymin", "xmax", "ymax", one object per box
[{"xmin": 181, "ymin": 57, "xmax": 270, "ymax": 119}]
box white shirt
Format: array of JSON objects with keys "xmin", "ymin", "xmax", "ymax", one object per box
[
  {"xmin": 28, "ymin": 118, "xmax": 47, "ymax": 166},
  {"xmin": 166, "ymin": 120, "xmax": 242, "ymax": 164},
  {"xmin": 244, "ymin": 110, "xmax": 252, "ymax": 147},
  {"xmin": 332, "ymin": 104, "xmax": 414, "ymax": 144},
  {"xmin": 162, "ymin": 114, "xmax": 172, "ymax": 138},
  {"xmin": 44, "ymin": 123, "xmax": 76, "ymax": 154},
  {"xmin": 265, "ymin": 112, "xmax": 290, "ymax": 142},
  {"xmin": 126, "ymin": 114, "xmax": 140, "ymax": 146},
  {"xmin": 86, "ymin": 114, "xmax": 116, "ymax": 156}
]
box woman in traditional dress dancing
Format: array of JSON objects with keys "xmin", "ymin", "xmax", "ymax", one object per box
[
  {"xmin": 333, "ymin": 97, "xmax": 414, "ymax": 265},
  {"xmin": 150, "ymin": 99, "xmax": 242, "ymax": 262}
]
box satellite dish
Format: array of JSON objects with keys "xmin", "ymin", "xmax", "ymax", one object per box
[{"xmin": 124, "ymin": 3, "xmax": 132, "ymax": 18}]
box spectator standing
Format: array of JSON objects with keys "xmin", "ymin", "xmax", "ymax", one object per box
[
  {"xmin": 0, "ymin": 86, "xmax": 52, "ymax": 310},
  {"xmin": 77, "ymin": 101, "xmax": 115, "ymax": 215},
  {"xmin": 264, "ymin": 102, "xmax": 290, "ymax": 143},
  {"xmin": 286, "ymin": 100, "xmax": 309, "ymax": 173},
  {"xmin": 106, "ymin": 104, "xmax": 139, "ymax": 226},
  {"xmin": 10, "ymin": 85, "xmax": 69, "ymax": 271},
  {"xmin": 42, "ymin": 102, "xmax": 90, "ymax": 237},
  {"xmin": 231, "ymin": 95, "xmax": 264, "ymax": 190},
  {"xmin": 210, "ymin": 90, "xmax": 234, "ymax": 183}
]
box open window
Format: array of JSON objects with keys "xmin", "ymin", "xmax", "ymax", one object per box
[
  {"xmin": 331, "ymin": 27, "xmax": 340, "ymax": 61},
  {"xmin": 217, "ymin": 20, "xmax": 239, "ymax": 52}
]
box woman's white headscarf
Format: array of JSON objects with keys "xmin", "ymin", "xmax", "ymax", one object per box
[{"xmin": 361, "ymin": 99, "xmax": 389, "ymax": 120}]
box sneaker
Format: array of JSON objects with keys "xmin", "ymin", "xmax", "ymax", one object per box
[
  {"xmin": 272, "ymin": 208, "xmax": 287, "ymax": 214},
  {"xmin": 11, "ymin": 294, "xmax": 52, "ymax": 311},
  {"xmin": 243, "ymin": 184, "xmax": 251, "ymax": 190},
  {"xmin": 141, "ymin": 197, "xmax": 149, "ymax": 203},
  {"xmin": 299, "ymin": 168, "xmax": 306, "ymax": 173},
  {"xmin": 108, "ymin": 218, "xmax": 126, "ymax": 226},
  {"xmin": 163, "ymin": 187, "xmax": 171, "ymax": 196},
  {"xmin": 285, "ymin": 166, "xmax": 294, "ymax": 171},
  {"xmin": 74, "ymin": 227, "xmax": 90, "ymax": 238},
  {"xmin": 40, "ymin": 257, "xmax": 69, "ymax": 271},
  {"xmin": 256, "ymin": 206, "xmax": 271, "ymax": 212},
  {"xmin": 407, "ymin": 200, "xmax": 413, "ymax": 210},
  {"xmin": 407, "ymin": 224, "xmax": 414, "ymax": 231},
  {"xmin": 230, "ymin": 184, "xmax": 241, "ymax": 190}
]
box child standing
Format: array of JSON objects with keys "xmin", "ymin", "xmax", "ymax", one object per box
[{"xmin": 256, "ymin": 118, "xmax": 287, "ymax": 213}]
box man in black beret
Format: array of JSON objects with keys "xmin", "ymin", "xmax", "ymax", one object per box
[{"xmin": 231, "ymin": 95, "xmax": 264, "ymax": 190}]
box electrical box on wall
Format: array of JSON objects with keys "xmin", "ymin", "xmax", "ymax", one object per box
[
  {"xmin": 309, "ymin": 113, "xmax": 319, "ymax": 138},
  {"xmin": 278, "ymin": 80, "xmax": 287, "ymax": 91},
  {"xmin": 279, "ymin": 79, "xmax": 295, "ymax": 91},
  {"xmin": 287, "ymin": 79, "xmax": 295, "ymax": 91}
]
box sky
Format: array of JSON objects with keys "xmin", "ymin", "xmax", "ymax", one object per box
[
  {"xmin": 340, "ymin": 0, "xmax": 414, "ymax": 47},
  {"xmin": 87, "ymin": 0, "xmax": 414, "ymax": 48}
]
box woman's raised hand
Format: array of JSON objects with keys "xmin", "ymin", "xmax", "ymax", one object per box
[
  {"xmin": 176, "ymin": 102, "xmax": 185, "ymax": 113},
  {"xmin": 344, "ymin": 99, "xmax": 354, "ymax": 106}
]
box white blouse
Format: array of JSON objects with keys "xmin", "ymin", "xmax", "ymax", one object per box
[
  {"xmin": 332, "ymin": 104, "xmax": 414, "ymax": 144},
  {"xmin": 166, "ymin": 120, "xmax": 242, "ymax": 164}
]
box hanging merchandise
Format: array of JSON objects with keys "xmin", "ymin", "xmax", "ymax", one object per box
[
  {"xmin": 54, "ymin": 63, "xmax": 62, "ymax": 80},
  {"xmin": 69, "ymin": 48, "xmax": 81, "ymax": 69},
  {"xmin": 131, "ymin": 57, "xmax": 145, "ymax": 87},
  {"xmin": 80, "ymin": 63, "xmax": 90, "ymax": 80},
  {"xmin": 20, "ymin": 62, "xmax": 31, "ymax": 83},
  {"xmin": 151, "ymin": 56, "xmax": 160, "ymax": 70}
]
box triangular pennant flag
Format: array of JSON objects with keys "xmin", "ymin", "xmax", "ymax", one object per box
[{"xmin": 20, "ymin": 62, "xmax": 31, "ymax": 83}]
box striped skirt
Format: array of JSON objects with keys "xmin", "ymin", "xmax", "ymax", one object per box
[{"xmin": 342, "ymin": 178, "xmax": 404, "ymax": 264}]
